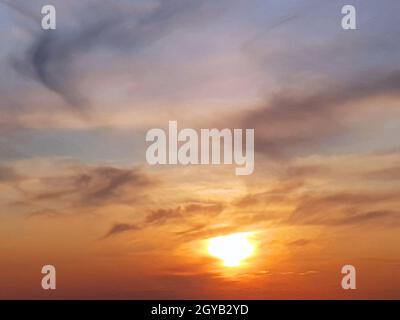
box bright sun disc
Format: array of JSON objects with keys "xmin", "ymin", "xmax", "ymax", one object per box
[{"xmin": 208, "ymin": 232, "xmax": 254, "ymax": 267}]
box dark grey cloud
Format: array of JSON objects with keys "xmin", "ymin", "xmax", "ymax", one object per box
[
  {"xmin": 365, "ymin": 166, "xmax": 400, "ymax": 180},
  {"xmin": 234, "ymin": 180, "xmax": 304, "ymax": 208},
  {"xmin": 287, "ymin": 239, "xmax": 311, "ymax": 247},
  {"xmin": 145, "ymin": 203, "xmax": 223, "ymax": 225},
  {"xmin": 235, "ymin": 1, "xmax": 400, "ymax": 159},
  {"xmin": 102, "ymin": 223, "xmax": 141, "ymax": 238},
  {"xmin": 27, "ymin": 208, "xmax": 63, "ymax": 218},
  {"xmin": 333, "ymin": 210, "xmax": 400, "ymax": 226},
  {"xmin": 145, "ymin": 208, "xmax": 182, "ymax": 224},
  {"xmin": 286, "ymin": 191, "xmax": 400, "ymax": 227},
  {"xmin": 0, "ymin": 165, "xmax": 21, "ymax": 183},
  {"xmin": 76, "ymin": 167, "xmax": 152, "ymax": 205},
  {"xmin": 3, "ymin": 0, "xmax": 220, "ymax": 109},
  {"xmin": 289, "ymin": 209, "xmax": 400, "ymax": 227},
  {"xmin": 102, "ymin": 202, "xmax": 224, "ymax": 239},
  {"xmin": 240, "ymin": 71, "xmax": 400, "ymax": 158},
  {"xmin": 28, "ymin": 165, "xmax": 155, "ymax": 207},
  {"xmin": 176, "ymin": 224, "xmax": 241, "ymax": 242}
]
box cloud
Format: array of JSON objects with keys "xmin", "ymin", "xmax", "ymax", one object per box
[
  {"xmin": 365, "ymin": 166, "xmax": 400, "ymax": 180},
  {"xmin": 239, "ymin": 71, "xmax": 400, "ymax": 158},
  {"xmin": 27, "ymin": 208, "xmax": 63, "ymax": 218},
  {"xmin": 0, "ymin": 166, "xmax": 21, "ymax": 183},
  {"xmin": 287, "ymin": 209, "xmax": 400, "ymax": 227},
  {"xmin": 234, "ymin": 180, "xmax": 304, "ymax": 208},
  {"xmin": 5, "ymin": 0, "xmax": 219, "ymax": 109},
  {"xmin": 299, "ymin": 270, "xmax": 317, "ymax": 276},
  {"xmin": 145, "ymin": 208, "xmax": 182, "ymax": 224},
  {"xmin": 146, "ymin": 203, "xmax": 223, "ymax": 225},
  {"xmin": 286, "ymin": 191, "xmax": 400, "ymax": 227},
  {"xmin": 101, "ymin": 202, "xmax": 225, "ymax": 239},
  {"xmin": 229, "ymin": 154, "xmax": 400, "ymax": 230},
  {"xmin": 23, "ymin": 165, "xmax": 156, "ymax": 208},
  {"xmin": 332, "ymin": 210, "xmax": 400, "ymax": 226},
  {"xmin": 102, "ymin": 223, "xmax": 141, "ymax": 238},
  {"xmin": 176, "ymin": 225, "xmax": 242, "ymax": 242},
  {"xmin": 287, "ymin": 239, "xmax": 311, "ymax": 247},
  {"xmin": 75, "ymin": 166, "xmax": 153, "ymax": 205}
]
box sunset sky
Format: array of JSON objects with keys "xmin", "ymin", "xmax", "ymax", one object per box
[{"xmin": 1, "ymin": 0, "xmax": 400, "ymax": 299}]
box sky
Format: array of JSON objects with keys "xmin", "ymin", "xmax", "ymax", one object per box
[{"xmin": 0, "ymin": 0, "xmax": 400, "ymax": 299}]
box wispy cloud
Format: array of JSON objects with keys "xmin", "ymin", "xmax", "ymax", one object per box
[
  {"xmin": 102, "ymin": 202, "xmax": 224, "ymax": 239},
  {"xmin": 239, "ymin": 71, "xmax": 400, "ymax": 158},
  {"xmin": 0, "ymin": 165, "xmax": 21, "ymax": 183},
  {"xmin": 4, "ymin": 0, "xmax": 219, "ymax": 109},
  {"xmin": 102, "ymin": 223, "xmax": 141, "ymax": 239},
  {"xmin": 31, "ymin": 166, "xmax": 154, "ymax": 206}
]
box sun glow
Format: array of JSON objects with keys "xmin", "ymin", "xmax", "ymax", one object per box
[{"xmin": 208, "ymin": 232, "xmax": 255, "ymax": 267}]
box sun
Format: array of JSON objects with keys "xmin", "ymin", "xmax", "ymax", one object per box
[{"xmin": 208, "ymin": 232, "xmax": 255, "ymax": 267}]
